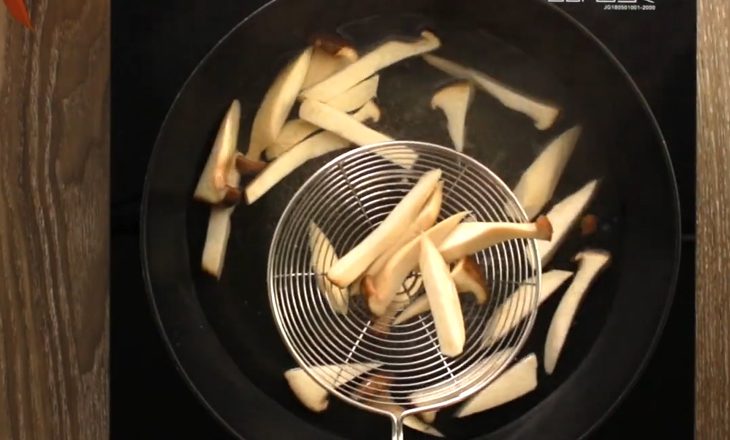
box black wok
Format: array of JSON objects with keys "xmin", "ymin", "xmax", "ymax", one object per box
[{"xmin": 141, "ymin": 0, "xmax": 681, "ymax": 438}]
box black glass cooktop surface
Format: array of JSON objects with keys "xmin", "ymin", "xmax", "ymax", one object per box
[{"xmin": 111, "ymin": 0, "xmax": 695, "ymax": 438}]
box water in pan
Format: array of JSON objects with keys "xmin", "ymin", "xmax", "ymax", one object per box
[{"xmin": 185, "ymin": 13, "xmax": 623, "ymax": 440}]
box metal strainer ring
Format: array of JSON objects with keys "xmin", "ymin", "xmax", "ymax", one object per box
[{"xmin": 268, "ymin": 141, "xmax": 540, "ymax": 439}]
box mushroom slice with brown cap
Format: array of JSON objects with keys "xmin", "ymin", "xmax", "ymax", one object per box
[
  {"xmin": 423, "ymin": 54, "xmax": 560, "ymax": 130},
  {"xmin": 267, "ymin": 75, "xmax": 380, "ymax": 159},
  {"xmin": 538, "ymin": 180, "xmax": 600, "ymax": 268},
  {"xmin": 246, "ymin": 48, "xmax": 313, "ymax": 161},
  {"xmin": 284, "ymin": 362, "xmax": 381, "ymax": 413},
  {"xmin": 454, "ymin": 353, "xmax": 538, "ymax": 418},
  {"xmin": 299, "ymin": 98, "xmax": 418, "ymax": 168},
  {"xmin": 353, "ymin": 373, "xmax": 394, "ymax": 402},
  {"xmin": 512, "ymin": 126, "xmax": 582, "ymax": 219},
  {"xmin": 193, "ymin": 100, "xmax": 241, "ymax": 204},
  {"xmin": 302, "ymin": 43, "xmax": 359, "ymax": 89},
  {"xmin": 439, "ymin": 215, "xmax": 553, "ymax": 264},
  {"xmin": 544, "ymin": 250, "xmax": 611, "ymax": 374},
  {"xmin": 308, "ymin": 222, "xmax": 349, "ymax": 314},
  {"xmin": 244, "ymin": 101, "xmax": 381, "ymax": 204},
  {"xmin": 431, "ymin": 81, "xmax": 474, "ymax": 152},
  {"xmin": 451, "ymin": 256, "xmax": 489, "ymax": 304},
  {"xmin": 326, "ymin": 169, "xmax": 443, "ymax": 289},
  {"xmin": 201, "ymin": 165, "xmax": 241, "ymax": 278},
  {"xmin": 420, "ymin": 235, "xmax": 465, "ymax": 357},
  {"xmin": 220, "ymin": 186, "xmax": 243, "ymax": 207},
  {"xmin": 367, "ymin": 182, "xmax": 443, "ymax": 277},
  {"xmin": 366, "ymin": 212, "xmax": 468, "ymax": 317},
  {"xmin": 301, "ymin": 31, "xmax": 441, "ymax": 102},
  {"xmin": 309, "ymin": 32, "xmax": 359, "ymax": 63},
  {"xmin": 482, "ymin": 270, "xmax": 574, "ymax": 345},
  {"xmin": 580, "ymin": 214, "xmax": 599, "ymax": 237},
  {"xmin": 234, "ymin": 153, "xmax": 267, "ymax": 177}
]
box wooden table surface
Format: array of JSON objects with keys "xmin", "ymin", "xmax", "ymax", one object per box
[
  {"xmin": 0, "ymin": 0, "xmax": 726, "ymax": 438},
  {"xmin": 0, "ymin": 1, "xmax": 109, "ymax": 439},
  {"xmin": 697, "ymin": 0, "xmax": 730, "ymax": 439}
]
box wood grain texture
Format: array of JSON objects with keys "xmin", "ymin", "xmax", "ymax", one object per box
[
  {"xmin": 697, "ymin": 0, "xmax": 730, "ymax": 439},
  {"xmin": 0, "ymin": 0, "xmax": 109, "ymax": 438}
]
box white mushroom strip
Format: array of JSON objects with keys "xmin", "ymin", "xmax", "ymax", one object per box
[
  {"xmin": 327, "ymin": 75, "xmax": 380, "ymax": 112},
  {"xmin": 454, "ymin": 353, "xmax": 538, "ymax": 418},
  {"xmin": 512, "ymin": 126, "xmax": 582, "ymax": 219},
  {"xmin": 326, "ymin": 169, "xmax": 443, "ymax": 288},
  {"xmin": 482, "ymin": 270, "xmax": 574, "ymax": 345},
  {"xmin": 266, "ymin": 119, "xmax": 319, "ymax": 160},
  {"xmin": 246, "ymin": 48, "xmax": 313, "ymax": 161},
  {"xmin": 366, "ymin": 212, "xmax": 468, "ymax": 317},
  {"xmin": 193, "ymin": 100, "xmax": 241, "ymax": 204},
  {"xmin": 431, "ymin": 81, "xmax": 474, "ymax": 152},
  {"xmin": 419, "ymin": 236, "xmax": 465, "ymax": 357},
  {"xmin": 284, "ymin": 362, "xmax": 381, "ymax": 413},
  {"xmin": 392, "ymin": 294, "xmax": 430, "ymax": 325},
  {"xmin": 439, "ymin": 215, "xmax": 553, "ymax": 263},
  {"xmin": 201, "ymin": 165, "xmax": 241, "ymax": 278},
  {"xmin": 302, "ymin": 31, "xmax": 441, "ymax": 102},
  {"xmin": 544, "ymin": 250, "xmax": 611, "ymax": 374},
  {"xmin": 403, "ymin": 413, "xmax": 444, "ymax": 438},
  {"xmin": 418, "ymin": 410, "xmax": 437, "ymax": 425},
  {"xmin": 308, "ymin": 222, "xmax": 349, "ymax": 314},
  {"xmin": 298, "ymin": 97, "xmax": 390, "ymax": 144},
  {"xmin": 362, "ymin": 280, "xmax": 421, "ymax": 333},
  {"xmin": 538, "ymin": 180, "xmax": 600, "ymax": 268},
  {"xmin": 302, "ymin": 45, "xmax": 358, "ymax": 89},
  {"xmin": 392, "ymin": 256, "xmax": 488, "ymax": 324},
  {"xmin": 267, "ymin": 76, "xmax": 380, "ymax": 159},
  {"xmin": 244, "ymin": 101, "xmax": 381, "ymax": 204},
  {"xmin": 423, "ymin": 54, "xmax": 560, "ymax": 130},
  {"xmin": 299, "ymin": 98, "xmax": 418, "ymax": 168},
  {"xmin": 367, "ymin": 182, "xmax": 443, "ymax": 276}
]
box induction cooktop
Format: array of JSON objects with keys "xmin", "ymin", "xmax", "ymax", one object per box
[{"xmin": 111, "ymin": 0, "xmax": 695, "ymax": 438}]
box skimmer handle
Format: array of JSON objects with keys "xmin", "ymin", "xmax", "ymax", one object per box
[{"xmin": 390, "ymin": 414, "xmax": 404, "ymax": 440}]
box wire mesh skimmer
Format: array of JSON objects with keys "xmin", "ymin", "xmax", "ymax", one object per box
[{"xmin": 268, "ymin": 141, "xmax": 541, "ymax": 439}]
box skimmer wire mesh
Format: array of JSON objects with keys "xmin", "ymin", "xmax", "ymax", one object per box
[{"xmin": 268, "ymin": 142, "xmax": 540, "ymax": 416}]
